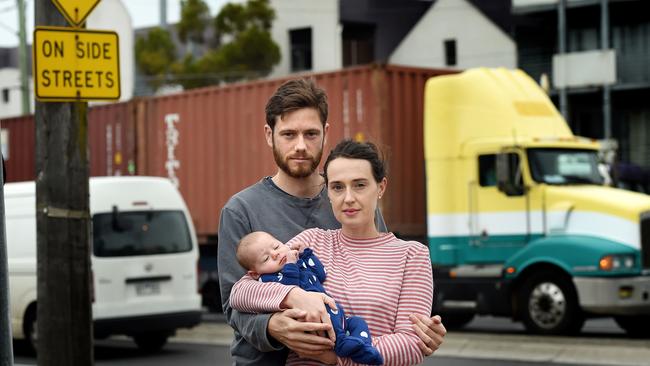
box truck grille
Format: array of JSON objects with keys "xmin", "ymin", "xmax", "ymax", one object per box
[{"xmin": 642, "ymin": 213, "xmax": 650, "ymax": 269}]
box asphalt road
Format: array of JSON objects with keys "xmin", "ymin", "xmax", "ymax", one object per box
[
  {"xmin": 11, "ymin": 315, "xmax": 644, "ymax": 366},
  {"xmin": 13, "ymin": 338, "xmax": 624, "ymax": 366}
]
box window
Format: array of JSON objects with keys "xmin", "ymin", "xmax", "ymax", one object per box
[
  {"xmin": 478, "ymin": 154, "xmax": 497, "ymax": 187},
  {"xmin": 527, "ymin": 148, "xmax": 603, "ymax": 185},
  {"xmin": 444, "ymin": 39, "xmax": 457, "ymax": 66},
  {"xmin": 342, "ymin": 24, "xmax": 375, "ymax": 67},
  {"xmin": 2, "ymin": 89, "xmax": 8, "ymax": 104},
  {"xmin": 93, "ymin": 210, "xmax": 192, "ymax": 257},
  {"xmin": 290, "ymin": 28, "xmax": 312, "ymax": 72}
]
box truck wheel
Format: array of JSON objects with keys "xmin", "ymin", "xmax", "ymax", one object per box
[
  {"xmin": 614, "ymin": 315, "xmax": 650, "ymax": 338},
  {"xmin": 133, "ymin": 332, "xmax": 169, "ymax": 352},
  {"xmin": 439, "ymin": 313, "xmax": 475, "ymax": 329},
  {"xmin": 518, "ymin": 271, "xmax": 584, "ymax": 335}
]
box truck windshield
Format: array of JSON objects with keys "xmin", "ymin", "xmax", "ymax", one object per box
[
  {"xmin": 527, "ymin": 148, "xmax": 604, "ymax": 185},
  {"xmin": 92, "ymin": 210, "xmax": 192, "ymax": 257}
]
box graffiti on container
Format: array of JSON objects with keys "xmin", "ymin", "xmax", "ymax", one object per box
[{"xmin": 165, "ymin": 113, "xmax": 180, "ymax": 188}]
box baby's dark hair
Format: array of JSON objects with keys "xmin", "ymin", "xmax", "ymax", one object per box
[{"xmin": 323, "ymin": 139, "xmax": 387, "ymax": 185}]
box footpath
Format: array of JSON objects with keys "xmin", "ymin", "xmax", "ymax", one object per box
[{"xmin": 172, "ymin": 315, "xmax": 650, "ymax": 366}]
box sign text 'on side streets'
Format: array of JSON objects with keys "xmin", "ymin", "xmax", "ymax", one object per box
[{"xmin": 33, "ymin": 26, "xmax": 120, "ymax": 101}]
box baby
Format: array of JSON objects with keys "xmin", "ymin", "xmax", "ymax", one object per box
[{"xmin": 236, "ymin": 231, "xmax": 384, "ymax": 365}]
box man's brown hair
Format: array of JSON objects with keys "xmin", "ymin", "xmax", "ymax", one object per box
[{"xmin": 265, "ymin": 78, "xmax": 328, "ymax": 130}]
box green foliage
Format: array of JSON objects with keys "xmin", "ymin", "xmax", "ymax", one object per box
[
  {"xmin": 142, "ymin": 0, "xmax": 280, "ymax": 91},
  {"xmin": 177, "ymin": 0, "xmax": 211, "ymax": 44},
  {"xmin": 134, "ymin": 27, "xmax": 176, "ymax": 90}
]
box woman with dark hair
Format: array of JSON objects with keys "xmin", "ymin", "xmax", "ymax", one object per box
[{"xmin": 230, "ymin": 139, "xmax": 435, "ymax": 365}]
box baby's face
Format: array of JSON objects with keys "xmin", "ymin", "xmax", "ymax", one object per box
[{"xmin": 248, "ymin": 234, "xmax": 299, "ymax": 276}]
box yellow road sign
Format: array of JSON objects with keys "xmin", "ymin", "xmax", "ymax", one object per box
[
  {"xmin": 33, "ymin": 26, "xmax": 120, "ymax": 101},
  {"xmin": 52, "ymin": 0, "xmax": 101, "ymax": 27}
]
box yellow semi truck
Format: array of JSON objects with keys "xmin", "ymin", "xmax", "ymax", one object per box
[{"xmin": 424, "ymin": 68, "xmax": 650, "ymax": 335}]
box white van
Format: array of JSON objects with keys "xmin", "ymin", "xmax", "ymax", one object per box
[{"xmin": 6, "ymin": 176, "xmax": 202, "ymax": 351}]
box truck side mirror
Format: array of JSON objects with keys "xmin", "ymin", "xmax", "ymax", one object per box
[{"xmin": 496, "ymin": 153, "xmax": 525, "ymax": 196}]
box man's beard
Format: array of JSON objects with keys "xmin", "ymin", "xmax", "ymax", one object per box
[{"xmin": 273, "ymin": 141, "xmax": 323, "ymax": 179}]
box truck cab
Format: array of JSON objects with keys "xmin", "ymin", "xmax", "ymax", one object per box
[{"xmin": 424, "ymin": 68, "xmax": 650, "ymax": 335}]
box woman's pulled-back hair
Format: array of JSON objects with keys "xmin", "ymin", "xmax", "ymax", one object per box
[
  {"xmin": 324, "ymin": 139, "xmax": 387, "ymax": 184},
  {"xmin": 265, "ymin": 78, "xmax": 328, "ymax": 130}
]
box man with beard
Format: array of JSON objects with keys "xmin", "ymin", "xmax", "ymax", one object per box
[{"xmin": 217, "ymin": 79, "xmax": 445, "ymax": 365}]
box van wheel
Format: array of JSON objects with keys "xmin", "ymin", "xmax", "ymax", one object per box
[
  {"xmin": 133, "ymin": 332, "xmax": 169, "ymax": 352},
  {"xmin": 614, "ymin": 315, "xmax": 650, "ymax": 338},
  {"xmin": 518, "ymin": 271, "xmax": 584, "ymax": 335},
  {"xmin": 24, "ymin": 307, "xmax": 38, "ymax": 354}
]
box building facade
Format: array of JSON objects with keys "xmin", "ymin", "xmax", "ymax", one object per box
[{"xmin": 514, "ymin": 0, "xmax": 650, "ymax": 168}]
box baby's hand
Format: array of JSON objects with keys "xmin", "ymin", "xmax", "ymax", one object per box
[
  {"xmin": 290, "ymin": 242, "xmax": 309, "ymax": 253},
  {"xmin": 286, "ymin": 249, "xmax": 300, "ymax": 263}
]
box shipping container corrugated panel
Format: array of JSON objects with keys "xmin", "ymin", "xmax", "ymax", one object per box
[
  {"xmin": 1, "ymin": 115, "xmax": 35, "ymax": 182},
  {"xmin": 89, "ymin": 101, "xmax": 138, "ymax": 177}
]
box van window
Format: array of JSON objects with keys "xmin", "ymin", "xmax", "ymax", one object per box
[
  {"xmin": 478, "ymin": 154, "xmax": 497, "ymax": 187},
  {"xmin": 92, "ymin": 210, "xmax": 192, "ymax": 257}
]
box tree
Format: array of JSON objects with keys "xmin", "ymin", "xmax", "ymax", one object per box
[
  {"xmin": 174, "ymin": 0, "xmax": 280, "ymax": 89},
  {"xmin": 135, "ymin": 27, "xmax": 176, "ymax": 90},
  {"xmin": 139, "ymin": 0, "xmax": 280, "ymax": 91},
  {"xmin": 177, "ymin": 0, "xmax": 211, "ymax": 45}
]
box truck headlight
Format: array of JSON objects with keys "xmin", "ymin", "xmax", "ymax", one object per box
[{"xmin": 599, "ymin": 255, "xmax": 635, "ymax": 271}]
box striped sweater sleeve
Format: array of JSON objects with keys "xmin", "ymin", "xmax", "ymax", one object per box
[
  {"xmin": 229, "ymin": 230, "xmax": 319, "ymax": 313},
  {"xmin": 354, "ymin": 245, "xmax": 433, "ymax": 366},
  {"xmin": 229, "ymin": 273, "xmax": 296, "ymax": 313}
]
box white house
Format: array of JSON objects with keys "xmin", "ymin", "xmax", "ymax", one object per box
[
  {"xmin": 0, "ymin": 68, "xmax": 33, "ymax": 119},
  {"xmin": 389, "ymin": 0, "xmax": 517, "ymax": 69},
  {"xmin": 268, "ymin": 0, "xmax": 342, "ymax": 77}
]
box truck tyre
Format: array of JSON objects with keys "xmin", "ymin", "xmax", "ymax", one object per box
[
  {"xmin": 614, "ymin": 315, "xmax": 650, "ymax": 338},
  {"xmin": 518, "ymin": 271, "xmax": 584, "ymax": 335},
  {"xmin": 439, "ymin": 313, "xmax": 475, "ymax": 329},
  {"xmin": 133, "ymin": 332, "xmax": 169, "ymax": 352}
]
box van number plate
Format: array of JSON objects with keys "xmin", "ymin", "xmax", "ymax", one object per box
[{"xmin": 135, "ymin": 281, "xmax": 161, "ymax": 296}]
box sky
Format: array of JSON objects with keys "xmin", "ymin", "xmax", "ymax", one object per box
[{"xmin": 0, "ymin": 0, "xmax": 235, "ymax": 47}]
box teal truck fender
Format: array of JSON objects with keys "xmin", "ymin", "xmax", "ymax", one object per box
[{"xmin": 504, "ymin": 234, "xmax": 638, "ymax": 280}]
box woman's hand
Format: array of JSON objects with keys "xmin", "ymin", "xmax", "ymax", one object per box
[
  {"xmin": 298, "ymin": 350, "xmax": 337, "ymax": 365},
  {"xmin": 281, "ymin": 288, "xmax": 338, "ymax": 342},
  {"xmin": 289, "ymin": 241, "xmax": 309, "ymax": 253},
  {"xmin": 410, "ymin": 314, "xmax": 446, "ymax": 356},
  {"xmin": 268, "ymin": 309, "xmax": 335, "ymax": 357}
]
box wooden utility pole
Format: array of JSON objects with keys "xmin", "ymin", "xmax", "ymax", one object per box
[{"xmin": 34, "ymin": 1, "xmax": 93, "ymax": 365}]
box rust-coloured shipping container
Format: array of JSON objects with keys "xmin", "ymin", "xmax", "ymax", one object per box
[
  {"xmin": 1, "ymin": 115, "xmax": 34, "ymax": 182},
  {"xmin": 0, "ymin": 64, "xmax": 455, "ymax": 243}
]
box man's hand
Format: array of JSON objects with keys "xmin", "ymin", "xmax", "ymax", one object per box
[
  {"xmin": 268, "ymin": 309, "xmax": 335, "ymax": 357},
  {"xmin": 281, "ymin": 288, "xmax": 338, "ymax": 342},
  {"xmin": 410, "ymin": 314, "xmax": 446, "ymax": 356}
]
